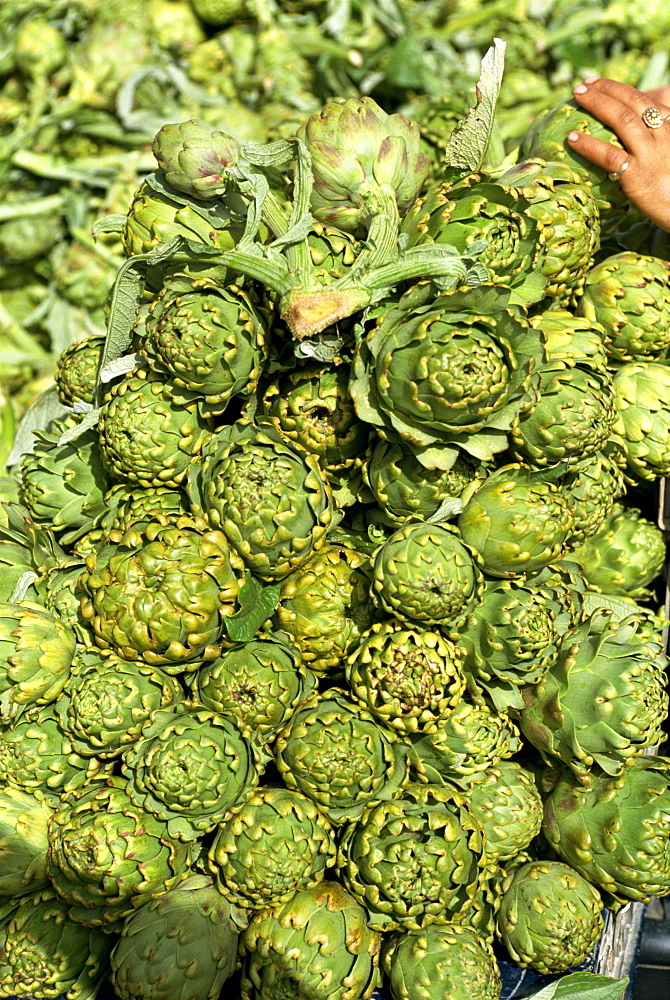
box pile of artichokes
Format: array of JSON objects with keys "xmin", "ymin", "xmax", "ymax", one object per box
[{"xmin": 1, "ymin": 44, "xmax": 670, "ymax": 1000}]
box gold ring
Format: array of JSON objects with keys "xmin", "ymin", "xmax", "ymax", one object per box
[
  {"xmin": 642, "ymin": 106, "xmax": 669, "ymax": 128},
  {"xmin": 608, "ymin": 158, "xmax": 630, "ymax": 182}
]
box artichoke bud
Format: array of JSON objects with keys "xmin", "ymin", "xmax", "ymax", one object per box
[
  {"xmin": 298, "ymin": 97, "xmax": 430, "ymax": 233},
  {"xmin": 153, "ymin": 119, "xmax": 241, "ymax": 201}
]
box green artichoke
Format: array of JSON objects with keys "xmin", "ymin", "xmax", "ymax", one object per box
[
  {"xmin": 54, "ymin": 649, "xmax": 182, "ymax": 759},
  {"xmin": 337, "ymin": 782, "xmax": 487, "ymax": 932},
  {"xmin": 570, "ymin": 503, "xmax": 667, "ymax": 598},
  {"xmin": 110, "ymin": 874, "xmax": 244, "ymax": 1000},
  {"xmin": 383, "ymin": 921, "xmax": 502, "ymax": 1000},
  {"xmin": 0, "ymin": 601, "xmax": 76, "ymax": 721},
  {"xmin": 239, "ymin": 881, "xmax": 381, "ymax": 1000},
  {"xmin": 576, "ymin": 251, "xmax": 670, "ymax": 361},
  {"xmin": 350, "ymin": 284, "xmax": 543, "ymax": 469},
  {"xmin": 496, "ymin": 861, "xmax": 603, "ymax": 974},
  {"xmin": 345, "ymin": 622, "xmax": 466, "ymax": 735},
  {"xmin": 457, "ymin": 466, "xmax": 575, "ymax": 577},
  {"xmin": 19, "ymin": 415, "xmax": 108, "ymax": 544},
  {"xmin": 0, "ymin": 889, "xmax": 113, "ymax": 999},
  {"xmin": 193, "ymin": 635, "xmax": 314, "ymax": 744},
  {"xmin": 520, "ymin": 612, "xmax": 668, "ymax": 784},
  {"xmin": 98, "ymin": 369, "xmax": 211, "ymax": 488},
  {"xmin": 187, "ymin": 420, "xmax": 333, "ymax": 580},
  {"xmin": 542, "ymin": 755, "xmax": 670, "ymax": 905},
  {"xmin": 273, "ymin": 544, "xmax": 379, "ymax": 676},
  {"xmin": 208, "ymin": 785, "xmax": 336, "ymax": 910},
  {"xmin": 407, "ymin": 697, "xmax": 522, "ymax": 785},
  {"xmin": 363, "ymin": 440, "xmax": 482, "ymax": 525},
  {"xmin": 297, "ymin": 96, "xmax": 429, "ymax": 234},
  {"xmin": 54, "ymin": 336, "xmax": 105, "ymax": 408},
  {"xmin": 612, "ymin": 361, "xmax": 670, "ymax": 480},
  {"xmin": 529, "ymin": 308, "xmax": 609, "ymax": 371},
  {"xmin": 456, "ymin": 574, "xmax": 573, "ymax": 711},
  {"xmin": 466, "ymin": 762, "xmax": 544, "ymax": 864},
  {"xmin": 0, "ymin": 786, "xmax": 52, "ymax": 898},
  {"xmin": 140, "ymin": 274, "xmax": 267, "ymax": 411},
  {"xmin": 121, "ymin": 703, "xmax": 259, "ymax": 840},
  {"xmin": 46, "ymin": 777, "xmax": 191, "ymax": 929},
  {"xmin": 369, "ymin": 521, "xmax": 484, "ymax": 628},
  {"xmin": 510, "ymin": 360, "xmax": 617, "ymax": 468},
  {"xmin": 152, "ymin": 119, "xmax": 241, "ymax": 200},
  {"xmin": 274, "ymin": 687, "xmax": 408, "ymax": 825},
  {"xmin": 560, "ymin": 450, "xmax": 626, "ymax": 546}
]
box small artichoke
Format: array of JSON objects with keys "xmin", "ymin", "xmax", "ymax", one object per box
[{"xmin": 152, "ymin": 119, "xmax": 241, "ymax": 200}]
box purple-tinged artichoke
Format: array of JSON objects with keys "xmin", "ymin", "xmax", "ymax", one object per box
[{"xmin": 152, "ymin": 119, "xmax": 241, "ymax": 200}]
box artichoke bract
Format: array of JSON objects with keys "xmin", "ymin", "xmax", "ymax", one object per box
[
  {"xmin": 79, "ymin": 520, "xmax": 242, "ymax": 671},
  {"xmin": 350, "ymin": 285, "xmax": 543, "ymax": 469},
  {"xmin": 187, "ymin": 420, "xmax": 333, "ymax": 580},
  {"xmin": 208, "ymin": 786, "xmax": 336, "ymax": 910},
  {"xmin": 0, "ymin": 601, "xmax": 76, "ymax": 721},
  {"xmin": 297, "ymin": 95, "xmax": 429, "ymax": 234},
  {"xmin": 273, "ymin": 544, "xmax": 379, "ymax": 676},
  {"xmin": 345, "ymin": 622, "xmax": 466, "ymax": 735},
  {"xmin": 542, "ymin": 756, "xmax": 670, "ymax": 905},
  {"xmin": 337, "ymin": 782, "xmax": 487, "ymax": 932},
  {"xmin": 46, "ymin": 777, "xmax": 191, "ymax": 929},
  {"xmin": 121, "ymin": 704, "xmax": 259, "ymax": 840},
  {"xmin": 457, "ymin": 465, "xmax": 574, "ymax": 577},
  {"xmin": 496, "ymin": 861, "xmax": 604, "ymax": 974},
  {"xmin": 239, "ymin": 881, "xmax": 381, "ymax": 1000},
  {"xmin": 110, "ymin": 874, "xmax": 243, "ymax": 1000},
  {"xmin": 0, "ymin": 889, "xmax": 113, "ymax": 999},
  {"xmin": 152, "ymin": 119, "xmax": 241, "ymax": 200},
  {"xmin": 98, "ymin": 369, "xmax": 211, "ymax": 488},
  {"xmin": 576, "ymin": 251, "xmax": 670, "ymax": 361},
  {"xmin": 193, "ymin": 635, "xmax": 315, "ymax": 744},
  {"xmin": 370, "ymin": 521, "xmax": 484, "ymax": 628},
  {"xmin": 612, "ymin": 360, "xmax": 670, "ymax": 480},
  {"xmin": 383, "ymin": 922, "xmax": 502, "ymax": 1000},
  {"xmin": 274, "ymin": 687, "xmax": 407, "ymax": 825},
  {"xmin": 140, "ymin": 274, "xmax": 267, "ymax": 411}
]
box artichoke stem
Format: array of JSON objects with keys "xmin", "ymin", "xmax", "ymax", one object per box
[
  {"xmin": 217, "ymin": 247, "xmax": 295, "ymax": 296},
  {"xmin": 281, "ymin": 286, "xmax": 371, "ymax": 340},
  {"xmin": 349, "ymin": 186, "xmax": 401, "ymax": 274}
]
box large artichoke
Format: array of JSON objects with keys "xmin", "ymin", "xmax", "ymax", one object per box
[{"xmin": 612, "ymin": 361, "xmax": 670, "ymax": 480}]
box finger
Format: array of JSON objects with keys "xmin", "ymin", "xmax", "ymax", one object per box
[
  {"xmin": 572, "ymin": 84, "xmax": 656, "ymax": 148},
  {"xmin": 580, "ymin": 77, "xmax": 670, "ymax": 115},
  {"xmin": 566, "ymin": 131, "xmax": 631, "ymax": 177}
]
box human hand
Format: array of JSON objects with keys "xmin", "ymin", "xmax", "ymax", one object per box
[{"xmin": 567, "ymin": 77, "xmax": 670, "ymax": 231}]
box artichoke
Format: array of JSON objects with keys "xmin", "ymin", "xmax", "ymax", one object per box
[
  {"xmin": 496, "ymin": 860, "xmax": 604, "ymax": 974},
  {"xmin": 208, "ymin": 786, "xmax": 336, "ymax": 910},
  {"xmin": 98, "ymin": 369, "xmax": 211, "ymax": 488},
  {"xmin": 239, "ymin": 881, "xmax": 381, "ymax": 1000},
  {"xmin": 187, "ymin": 420, "xmax": 333, "ymax": 580},
  {"xmin": 520, "ymin": 612, "xmax": 668, "ymax": 783},
  {"xmin": 140, "ymin": 274, "xmax": 267, "ymax": 411},
  {"xmin": 274, "ymin": 687, "xmax": 407, "ymax": 825},
  {"xmin": 337, "ymin": 782, "xmax": 487, "ymax": 932},
  {"xmin": 529, "ymin": 308, "xmax": 609, "ymax": 371},
  {"xmin": 46, "ymin": 777, "xmax": 191, "ymax": 929},
  {"xmin": 54, "ymin": 336, "xmax": 105, "ymax": 408},
  {"xmin": 110, "ymin": 874, "xmax": 243, "ymax": 1000},
  {"xmin": 345, "ymin": 622, "xmax": 466, "ymax": 735},
  {"xmin": 383, "ymin": 922, "xmax": 502, "ymax": 1000},
  {"xmin": 121, "ymin": 703, "xmax": 259, "ymax": 840},
  {"xmin": 350, "ymin": 284, "xmax": 543, "ymax": 469},
  {"xmin": 0, "ymin": 889, "xmax": 113, "ymax": 999},
  {"xmin": 152, "ymin": 119, "xmax": 241, "ymax": 200},
  {"xmin": 79, "ymin": 520, "xmax": 242, "ymax": 671},
  {"xmin": 273, "ymin": 544, "xmax": 379, "ymax": 676},
  {"xmin": 0, "ymin": 601, "xmax": 76, "ymax": 721},
  {"xmin": 457, "ymin": 465, "xmax": 575, "ymax": 577},
  {"xmin": 369, "ymin": 521, "xmax": 484, "ymax": 628},
  {"xmin": 466, "ymin": 762, "xmax": 544, "ymax": 864},
  {"xmin": 0, "ymin": 786, "xmax": 52, "ymax": 898},
  {"xmin": 576, "ymin": 251, "xmax": 670, "ymax": 361},
  {"xmin": 560, "ymin": 450, "xmax": 626, "ymax": 546},
  {"xmin": 542, "ymin": 756, "xmax": 670, "ymax": 905},
  {"xmin": 612, "ymin": 360, "xmax": 670, "ymax": 480},
  {"xmin": 193, "ymin": 635, "xmax": 315, "ymax": 744}
]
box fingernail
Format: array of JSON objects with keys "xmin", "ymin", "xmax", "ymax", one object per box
[
  {"xmin": 574, "ymin": 84, "xmax": 588, "ymax": 94},
  {"xmin": 567, "ymin": 132, "xmax": 580, "ymax": 142},
  {"xmin": 584, "ymin": 76, "xmax": 599, "ymax": 83}
]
